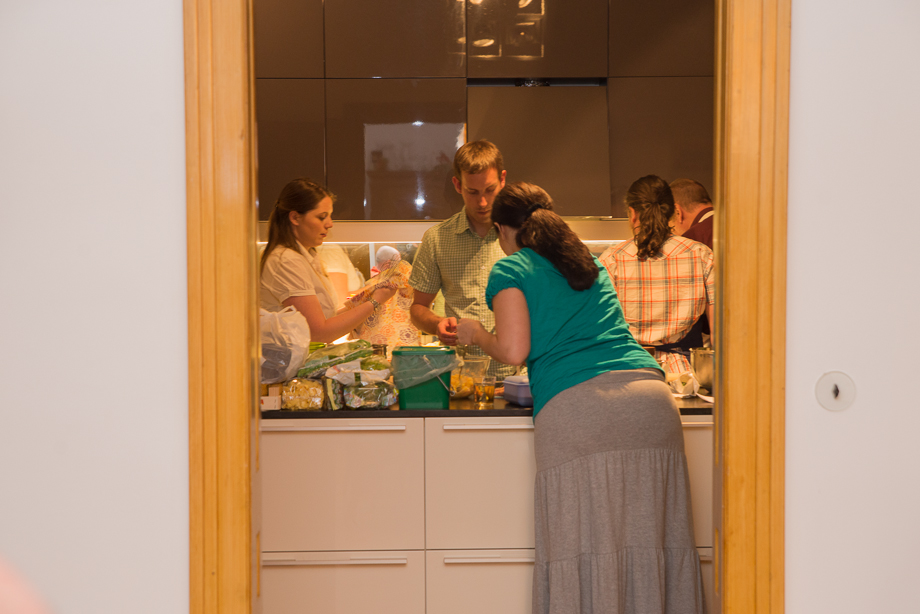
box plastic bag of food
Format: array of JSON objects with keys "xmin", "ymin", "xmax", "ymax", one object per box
[
  {"xmin": 297, "ymin": 340, "xmax": 373, "ymax": 379},
  {"xmin": 343, "ymin": 381, "xmax": 398, "ymax": 409},
  {"xmin": 281, "ymin": 378, "xmax": 323, "ymax": 411},
  {"xmin": 260, "ymin": 307, "xmax": 311, "ymax": 384},
  {"xmin": 325, "ymin": 358, "xmax": 391, "ymax": 386},
  {"xmin": 322, "ymin": 377, "xmax": 345, "ymax": 410},
  {"xmin": 360, "ymin": 355, "xmax": 391, "ymax": 372}
]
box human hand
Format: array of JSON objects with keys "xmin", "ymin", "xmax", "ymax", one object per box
[
  {"xmin": 456, "ymin": 318, "xmax": 485, "ymax": 346},
  {"xmin": 437, "ymin": 317, "xmax": 459, "ymax": 346}
]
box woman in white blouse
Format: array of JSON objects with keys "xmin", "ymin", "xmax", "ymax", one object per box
[{"xmin": 260, "ymin": 178, "xmax": 396, "ymax": 343}]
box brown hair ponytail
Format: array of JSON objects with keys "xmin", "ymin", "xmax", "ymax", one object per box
[
  {"xmin": 491, "ymin": 182, "xmax": 599, "ymax": 291},
  {"xmin": 626, "ymin": 175, "xmax": 675, "ymax": 260}
]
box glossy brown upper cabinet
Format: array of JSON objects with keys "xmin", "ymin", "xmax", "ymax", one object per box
[
  {"xmin": 467, "ymin": 0, "xmax": 607, "ymax": 78},
  {"xmin": 254, "ymin": 0, "xmax": 324, "ymax": 78},
  {"xmin": 325, "ymin": 0, "xmax": 465, "ymax": 78},
  {"xmin": 609, "ymin": 0, "xmax": 715, "ymax": 77},
  {"xmin": 608, "ymin": 77, "xmax": 714, "ymax": 217},
  {"xmin": 469, "ymin": 85, "xmax": 611, "ymax": 216},
  {"xmin": 256, "ymin": 79, "xmax": 326, "ymax": 220},
  {"xmin": 326, "ymin": 79, "xmax": 467, "ymax": 220}
]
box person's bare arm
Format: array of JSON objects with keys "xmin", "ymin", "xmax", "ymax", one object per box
[
  {"xmin": 410, "ymin": 290, "xmax": 458, "ymax": 345},
  {"xmin": 327, "ymin": 272, "xmax": 350, "ymax": 307},
  {"xmin": 456, "ymin": 288, "xmax": 530, "ymax": 366},
  {"xmin": 285, "ymin": 285, "xmax": 396, "ymax": 344}
]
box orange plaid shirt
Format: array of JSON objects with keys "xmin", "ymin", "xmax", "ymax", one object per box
[{"xmin": 599, "ymin": 236, "xmax": 714, "ymax": 374}]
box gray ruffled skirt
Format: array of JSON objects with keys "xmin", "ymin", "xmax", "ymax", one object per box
[{"xmin": 532, "ymin": 369, "xmax": 705, "ymax": 614}]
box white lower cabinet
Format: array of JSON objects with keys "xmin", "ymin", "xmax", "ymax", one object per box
[
  {"xmin": 425, "ymin": 417, "xmax": 537, "ymax": 550},
  {"xmin": 681, "ymin": 414, "xmax": 714, "ymax": 548},
  {"xmin": 261, "ymin": 413, "xmax": 713, "ymax": 612},
  {"xmin": 262, "ymin": 550, "xmax": 425, "ymax": 614},
  {"xmin": 682, "ymin": 414, "xmax": 715, "ymax": 613},
  {"xmin": 698, "ymin": 547, "xmax": 714, "ymax": 612},
  {"xmin": 426, "ymin": 549, "xmax": 534, "ymax": 614},
  {"xmin": 261, "ymin": 418, "xmax": 424, "ymax": 552}
]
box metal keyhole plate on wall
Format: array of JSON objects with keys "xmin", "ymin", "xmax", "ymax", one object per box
[{"xmin": 815, "ymin": 371, "xmax": 856, "ymax": 411}]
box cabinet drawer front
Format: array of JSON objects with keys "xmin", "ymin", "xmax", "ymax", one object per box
[
  {"xmin": 426, "ymin": 549, "xmax": 534, "ymax": 614},
  {"xmin": 262, "ymin": 550, "xmax": 425, "ymax": 614},
  {"xmin": 681, "ymin": 416, "xmax": 714, "ymax": 548},
  {"xmin": 261, "ymin": 418, "xmax": 425, "ymax": 551},
  {"xmin": 425, "ymin": 417, "xmax": 536, "ymax": 550}
]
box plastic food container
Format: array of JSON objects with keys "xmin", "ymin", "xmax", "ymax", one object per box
[
  {"xmin": 391, "ymin": 346, "xmax": 456, "ymax": 410},
  {"xmin": 503, "ymin": 375, "xmax": 533, "ymax": 406}
]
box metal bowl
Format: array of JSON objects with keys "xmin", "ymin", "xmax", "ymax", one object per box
[{"xmin": 690, "ymin": 348, "xmax": 714, "ymax": 390}]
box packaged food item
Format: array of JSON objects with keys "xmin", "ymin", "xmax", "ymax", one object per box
[
  {"xmin": 281, "ymin": 378, "xmax": 324, "ymax": 411},
  {"xmin": 322, "ymin": 377, "xmax": 345, "ymax": 410},
  {"xmin": 343, "ymin": 381, "xmax": 398, "ymax": 409},
  {"xmin": 325, "ymin": 358, "xmax": 391, "ymax": 385},
  {"xmin": 361, "ymin": 355, "xmax": 391, "ymax": 372},
  {"xmin": 297, "ymin": 340, "xmax": 373, "ymax": 379}
]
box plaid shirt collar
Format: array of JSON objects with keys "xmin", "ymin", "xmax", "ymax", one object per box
[{"xmin": 447, "ymin": 209, "xmax": 498, "ymax": 239}]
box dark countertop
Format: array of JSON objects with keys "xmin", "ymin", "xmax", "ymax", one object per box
[{"xmin": 261, "ymin": 395, "xmax": 713, "ymax": 419}]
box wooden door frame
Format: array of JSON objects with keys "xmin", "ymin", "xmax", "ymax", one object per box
[{"xmin": 183, "ymin": 0, "xmax": 790, "ymax": 611}]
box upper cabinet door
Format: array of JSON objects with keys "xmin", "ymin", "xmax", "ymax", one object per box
[
  {"xmin": 325, "ymin": 0, "xmax": 466, "ymax": 78},
  {"xmin": 468, "ymin": 0, "xmax": 607, "ymax": 78},
  {"xmin": 254, "ymin": 0, "xmax": 324, "ymax": 78},
  {"xmin": 326, "ymin": 79, "xmax": 467, "ymax": 220},
  {"xmin": 256, "ymin": 79, "xmax": 326, "ymax": 220},
  {"xmin": 468, "ymin": 84, "xmax": 611, "ymax": 216},
  {"xmin": 608, "ymin": 77, "xmax": 714, "ymax": 218},
  {"xmin": 609, "ymin": 0, "xmax": 715, "ymax": 77}
]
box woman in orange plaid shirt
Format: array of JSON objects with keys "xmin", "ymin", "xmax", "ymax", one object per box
[{"xmin": 599, "ymin": 175, "xmax": 715, "ymax": 376}]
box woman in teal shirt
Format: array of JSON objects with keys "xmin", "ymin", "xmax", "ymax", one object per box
[{"xmin": 457, "ymin": 182, "xmax": 704, "ymax": 614}]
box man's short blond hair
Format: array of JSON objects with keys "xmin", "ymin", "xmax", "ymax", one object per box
[
  {"xmin": 453, "ymin": 140, "xmax": 504, "ymax": 179},
  {"xmin": 669, "ymin": 178, "xmax": 712, "ymax": 211}
]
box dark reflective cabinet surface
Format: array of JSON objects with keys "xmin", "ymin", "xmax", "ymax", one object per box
[
  {"xmin": 325, "ymin": 0, "xmax": 465, "ymax": 78},
  {"xmin": 256, "ymin": 79, "xmax": 326, "ymax": 220},
  {"xmin": 608, "ymin": 76, "xmax": 714, "ymax": 214},
  {"xmin": 325, "ymin": 79, "xmax": 467, "ymax": 220},
  {"xmin": 467, "ymin": 0, "xmax": 608, "ymax": 78},
  {"xmin": 254, "ymin": 0, "xmax": 324, "ymax": 78},
  {"xmin": 468, "ymin": 84, "xmax": 612, "ymax": 216},
  {"xmin": 252, "ymin": 0, "xmax": 716, "ymax": 222}
]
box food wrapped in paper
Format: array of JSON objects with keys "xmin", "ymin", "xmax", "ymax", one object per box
[
  {"xmin": 281, "ymin": 378, "xmax": 323, "ymax": 411},
  {"xmin": 343, "ymin": 381, "xmax": 398, "ymax": 409},
  {"xmin": 297, "ymin": 340, "xmax": 373, "ymax": 379}
]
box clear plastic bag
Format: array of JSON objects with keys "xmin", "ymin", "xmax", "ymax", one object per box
[
  {"xmin": 296, "ymin": 339, "xmax": 373, "ymax": 379},
  {"xmin": 392, "ymin": 350, "xmax": 461, "ymax": 390},
  {"xmin": 260, "ymin": 307, "xmax": 311, "ymax": 384}
]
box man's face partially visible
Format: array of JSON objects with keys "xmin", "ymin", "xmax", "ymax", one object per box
[
  {"xmin": 453, "ymin": 168, "xmax": 506, "ymax": 228},
  {"xmin": 671, "ymin": 203, "xmax": 692, "ymax": 236}
]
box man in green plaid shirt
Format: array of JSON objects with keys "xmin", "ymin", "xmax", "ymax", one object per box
[{"xmin": 409, "ymin": 140, "xmax": 517, "ymax": 379}]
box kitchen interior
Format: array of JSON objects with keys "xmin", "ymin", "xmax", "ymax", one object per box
[{"xmin": 254, "ymin": 0, "xmax": 717, "ymax": 612}]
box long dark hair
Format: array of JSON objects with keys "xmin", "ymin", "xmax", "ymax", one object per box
[
  {"xmin": 491, "ymin": 182, "xmax": 599, "ymax": 291},
  {"xmin": 261, "ymin": 178, "xmax": 335, "ymax": 273},
  {"xmin": 626, "ymin": 175, "xmax": 675, "ymax": 260}
]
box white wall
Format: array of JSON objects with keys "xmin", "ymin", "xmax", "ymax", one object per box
[
  {"xmin": 0, "ymin": 2, "xmax": 189, "ymax": 613},
  {"xmin": 786, "ymin": 1, "xmax": 920, "ymax": 612}
]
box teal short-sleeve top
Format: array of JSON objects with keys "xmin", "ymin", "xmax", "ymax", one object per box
[{"xmin": 486, "ymin": 248, "xmax": 662, "ymax": 416}]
